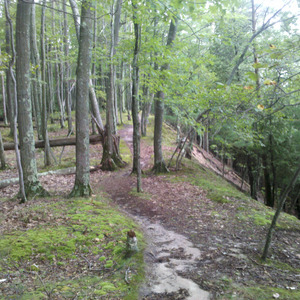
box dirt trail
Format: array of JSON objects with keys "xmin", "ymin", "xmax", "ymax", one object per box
[{"xmin": 95, "ymin": 125, "xmax": 211, "ymax": 299}]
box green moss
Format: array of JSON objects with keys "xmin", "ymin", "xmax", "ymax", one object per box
[
  {"xmin": 234, "ymin": 285, "xmax": 300, "ymax": 300},
  {"xmin": 208, "ymin": 191, "xmax": 231, "ymax": 203},
  {"xmin": 105, "ymin": 260, "xmax": 114, "ymax": 268},
  {"xmin": 0, "ymin": 194, "xmax": 145, "ymax": 299},
  {"xmin": 261, "ymin": 258, "xmax": 300, "ymax": 273}
]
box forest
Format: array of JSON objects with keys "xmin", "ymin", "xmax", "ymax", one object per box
[{"xmin": 1, "ymin": 0, "xmax": 300, "ymax": 299}]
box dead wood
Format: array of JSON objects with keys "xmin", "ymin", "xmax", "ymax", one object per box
[{"xmin": 3, "ymin": 135, "xmax": 102, "ymax": 151}]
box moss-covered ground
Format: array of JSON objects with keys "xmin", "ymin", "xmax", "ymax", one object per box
[{"xmin": 0, "ymin": 194, "xmax": 145, "ymax": 299}]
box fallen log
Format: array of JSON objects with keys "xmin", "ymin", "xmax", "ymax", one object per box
[
  {"xmin": 0, "ymin": 165, "xmax": 101, "ymax": 189},
  {"xmin": 3, "ymin": 135, "xmax": 102, "ymax": 151}
]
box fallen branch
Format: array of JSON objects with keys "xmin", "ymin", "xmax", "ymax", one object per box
[{"xmin": 3, "ymin": 135, "xmax": 102, "ymax": 151}]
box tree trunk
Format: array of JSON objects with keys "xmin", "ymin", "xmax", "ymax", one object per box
[
  {"xmin": 5, "ymin": 0, "xmax": 14, "ymax": 137},
  {"xmin": 16, "ymin": 0, "xmax": 48, "ymax": 199},
  {"xmin": 69, "ymin": 0, "xmax": 93, "ymax": 197},
  {"xmin": 262, "ymin": 154, "xmax": 273, "ymax": 207},
  {"xmin": 0, "ymin": 130, "xmax": 6, "ymax": 169},
  {"xmin": 262, "ymin": 164, "xmax": 300, "ymax": 260},
  {"xmin": 69, "ymin": 0, "xmax": 104, "ymax": 132},
  {"xmin": 141, "ymin": 91, "xmax": 153, "ymax": 137},
  {"xmin": 0, "ymin": 48, "xmax": 8, "ymax": 126},
  {"xmin": 153, "ymin": 18, "xmax": 178, "ymax": 173},
  {"xmin": 131, "ymin": 1, "xmax": 142, "ymax": 192},
  {"xmin": 41, "ymin": 0, "xmax": 52, "ymax": 166},
  {"xmin": 63, "ymin": 0, "xmax": 73, "ymax": 135},
  {"xmin": 30, "ymin": 4, "xmax": 43, "ymax": 140},
  {"xmin": 247, "ymin": 153, "xmax": 258, "ymax": 200},
  {"xmin": 101, "ymin": 1, "xmax": 125, "ymax": 171},
  {"xmin": 53, "ymin": 1, "xmax": 65, "ymax": 129}
]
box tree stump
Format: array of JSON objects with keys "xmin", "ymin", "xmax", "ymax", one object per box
[{"xmin": 125, "ymin": 230, "xmax": 138, "ymax": 258}]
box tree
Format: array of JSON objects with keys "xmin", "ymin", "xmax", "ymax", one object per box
[
  {"xmin": 15, "ymin": 0, "xmax": 48, "ymax": 199},
  {"xmin": 30, "ymin": 2, "xmax": 43, "ymax": 141},
  {"xmin": 100, "ymin": 0, "xmax": 125, "ymax": 171},
  {"xmin": 153, "ymin": 17, "xmax": 179, "ymax": 173},
  {"xmin": 262, "ymin": 164, "xmax": 300, "ymax": 260},
  {"xmin": 40, "ymin": 0, "xmax": 52, "ymax": 166},
  {"xmin": 69, "ymin": 0, "xmax": 93, "ymax": 197},
  {"xmin": 131, "ymin": 0, "xmax": 142, "ymax": 192}
]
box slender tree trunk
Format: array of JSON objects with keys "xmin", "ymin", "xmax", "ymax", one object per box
[
  {"xmin": 53, "ymin": 1, "xmax": 65, "ymax": 128},
  {"xmin": 247, "ymin": 153, "xmax": 258, "ymax": 200},
  {"xmin": 262, "ymin": 154, "xmax": 273, "ymax": 207},
  {"xmin": 101, "ymin": 1, "xmax": 125, "ymax": 171},
  {"xmin": 63, "ymin": 0, "xmax": 73, "ymax": 135},
  {"xmin": 5, "ymin": 0, "xmax": 26, "ymax": 200},
  {"xmin": 30, "ymin": 4, "xmax": 43, "ymax": 140},
  {"xmin": 41, "ymin": 0, "xmax": 52, "ymax": 166},
  {"xmin": 131, "ymin": 1, "xmax": 142, "ymax": 192},
  {"xmin": 262, "ymin": 164, "xmax": 300, "ymax": 260},
  {"xmin": 5, "ymin": 0, "xmax": 14, "ymax": 137},
  {"xmin": 69, "ymin": 0, "xmax": 93, "ymax": 197},
  {"xmin": 0, "ymin": 48, "xmax": 8, "ymax": 125},
  {"xmin": 0, "ymin": 130, "xmax": 6, "ymax": 169},
  {"xmin": 153, "ymin": 18, "xmax": 178, "ymax": 173}
]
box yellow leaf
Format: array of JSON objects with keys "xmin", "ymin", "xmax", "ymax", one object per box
[
  {"xmin": 243, "ymin": 86, "xmax": 253, "ymax": 90},
  {"xmin": 264, "ymin": 79, "xmax": 276, "ymax": 85},
  {"xmin": 257, "ymin": 104, "xmax": 264, "ymax": 110},
  {"xmin": 269, "ymin": 44, "xmax": 276, "ymax": 49}
]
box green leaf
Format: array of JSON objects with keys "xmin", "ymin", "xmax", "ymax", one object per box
[
  {"xmin": 252, "ymin": 63, "xmax": 268, "ymax": 69},
  {"xmin": 245, "ymin": 72, "xmax": 258, "ymax": 81},
  {"xmin": 270, "ymin": 53, "xmax": 283, "ymax": 59}
]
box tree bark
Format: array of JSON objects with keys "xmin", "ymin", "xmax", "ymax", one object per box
[
  {"xmin": 30, "ymin": 4, "xmax": 42, "ymax": 140},
  {"xmin": 0, "ymin": 48, "xmax": 8, "ymax": 126},
  {"xmin": 5, "ymin": 0, "xmax": 14, "ymax": 137},
  {"xmin": 41, "ymin": 0, "xmax": 52, "ymax": 166},
  {"xmin": 131, "ymin": 1, "xmax": 142, "ymax": 192},
  {"xmin": 0, "ymin": 130, "xmax": 6, "ymax": 169},
  {"xmin": 69, "ymin": 0, "xmax": 93, "ymax": 197},
  {"xmin": 53, "ymin": 1, "xmax": 65, "ymax": 129},
  {"xmin": 15, "ymin": 0, "xmax": 48, "ymax": 200},
  {"xmin": 63, "ymin": 0, "xmax": 73, "ymax": 135},
  {"xmin": 101, "ymin": 1, "xmax": 125, "ymax": 171},
  {"xmin": 153, "ymin": 18, "xmax": 178, "ymax": 173},
  {"xmin": 69, "ymin": 0, "xmax": 104, "ymax": 132}
]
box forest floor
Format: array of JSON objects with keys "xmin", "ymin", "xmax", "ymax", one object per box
[{"xmin": 1, "ymin": 118, "xmax": 300, "ymax": 299}]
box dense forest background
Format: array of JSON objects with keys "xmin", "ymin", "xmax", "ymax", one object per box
[{"xmin": 1, "ymin": 0, "xmax": 300, "ymax": 216}]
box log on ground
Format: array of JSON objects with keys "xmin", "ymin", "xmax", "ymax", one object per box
[{"xmin": 3, "ymin": 135, "xmax": 102, "ymax": 151}]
